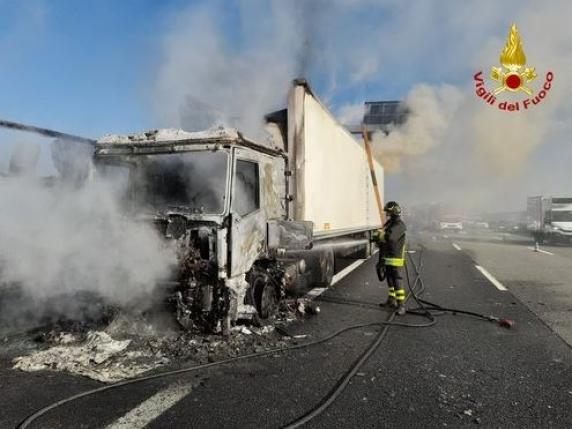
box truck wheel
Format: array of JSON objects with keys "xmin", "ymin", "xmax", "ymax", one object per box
[
  {"xmin": 316, "ymin": 249, "xmax": 335, "ymax": 287},
  {"xmin": 251, "ymin": 274, "xmax": 278, "ymax": 319},
  {"xmin": 260, "ymin": 284, "xmax": 278, "ymax": 319}
]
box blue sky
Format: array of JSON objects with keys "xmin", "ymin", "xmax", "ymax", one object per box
[
  {"xmin": 0, "ymin": 0, "xmax": 459, "ymax": 138},
  {"xmin": 0, "ymin": 0, "xmax": 179, "ymax": 137}
]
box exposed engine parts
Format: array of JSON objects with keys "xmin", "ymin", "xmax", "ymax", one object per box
[
  {"xmin": 163, "ymin": 218, "xmax": 228, "ymax": 332},
  {"xmin": 158, "ymin": 212, "xmax": 315, "ymax": 332}
]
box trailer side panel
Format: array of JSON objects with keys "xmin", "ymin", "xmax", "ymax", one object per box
[{"xmin": 291, "ymin": 83, "xmax": 384, "ymax": 234}]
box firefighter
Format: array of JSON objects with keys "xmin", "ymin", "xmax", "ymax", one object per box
[{"xmin": 373, "ymin": 201, "xmax": 407, "ymax": 316}]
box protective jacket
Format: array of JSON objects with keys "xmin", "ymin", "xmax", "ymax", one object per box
[{"xmin": 374, "ymin": 217, "xmax": 407, "ymax": 266}]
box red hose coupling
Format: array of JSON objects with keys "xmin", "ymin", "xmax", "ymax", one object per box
[{"xmin": 498, "ymin": 318, "xmax": 514, "ymax": 329}]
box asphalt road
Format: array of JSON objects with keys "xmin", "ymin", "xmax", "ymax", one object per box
[
  {"xmin": 434, "ymin": 229, "xmax": 572, "ymax": 345},
  {"xmin": 2, "ymin": 232, "xmax": 572, "ymax": 428}
]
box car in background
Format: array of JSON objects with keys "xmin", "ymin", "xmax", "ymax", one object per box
[{"xmin": 439, "ymin": 215, "xmax": 463, "ymax": 232}]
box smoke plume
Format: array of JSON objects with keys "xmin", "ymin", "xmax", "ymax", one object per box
[
  {"xmin": 0, "ymin": 146, "xmax": 175, "ymax": 331},
  {"xmin": 153, "ymin": 0, "xmax": 572, "ymax": 212},
  {"xmin": 381, "ymin": 0, "xmax": 572, "ymax": 212},
  {"xmin": 153, "ymin": 0, "xmax": 385, "ymax": 138},
  {"xmin": 372, "ymin": 84, "xmax": 463, "ymax": 173}
]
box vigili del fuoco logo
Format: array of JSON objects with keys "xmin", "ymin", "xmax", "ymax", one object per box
[{"xmin": 474, "ymin": 24, "xmax": 554, "ymax": 112}]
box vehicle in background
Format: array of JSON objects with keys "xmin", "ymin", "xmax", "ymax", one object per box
[
  {"xmin": 439, "ymin": 215, "xmax": 464, "ymax": 232},
  {"xmin": 463, "ymin": 220, "xmax": 489, "ymax": 230},
  {"xmin": 527, "ymin": 196, "xmax": 572, "ymax": 243}
]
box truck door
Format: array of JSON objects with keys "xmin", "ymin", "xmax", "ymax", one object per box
[{"xmin": 229, "ymin": 148, "xmax": 266, "ymax": 277}]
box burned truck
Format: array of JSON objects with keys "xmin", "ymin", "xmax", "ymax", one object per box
[{"xmin": 91, "ymin": 80, "xmax": 384, "ymax": 332}]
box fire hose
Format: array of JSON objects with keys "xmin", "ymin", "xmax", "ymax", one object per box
[
  {"xmin": 17, "ymin": 248, "xmax": 512, "ymax": 429},
  {"xmin": 282, "ymin": 247, "xmax": 514, "ymax": 428}
]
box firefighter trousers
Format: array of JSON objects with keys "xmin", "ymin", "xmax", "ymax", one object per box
[{"xmin": 386, "ymin": 265, "xmax": 405, "ymax": 303}]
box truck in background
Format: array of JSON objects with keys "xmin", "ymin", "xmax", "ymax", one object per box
[
  {"xmin": 92, "ymin": 79, "xmax": 384, "ymax": 332},
  {"xmin": 527, "ymin": 196, "xmax": 572, "ymax": 243}
]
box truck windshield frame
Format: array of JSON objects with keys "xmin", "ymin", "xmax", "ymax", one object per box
[{"xmin": 95, "ymin": 149, "xmax": 230, "ymax": 215}]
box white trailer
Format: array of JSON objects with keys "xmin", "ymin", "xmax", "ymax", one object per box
[
  {"xmin": 286, "ymin": 80, "xmax": 384, "ymax": 235},
  {"xmin": 527, "ymin": 196, "xmax": 572, "ymax": 243}
]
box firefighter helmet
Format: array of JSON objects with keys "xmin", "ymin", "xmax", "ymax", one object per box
[{"xmin": 384, "ymin": 201, "xmax": 402, "ymax": 216}]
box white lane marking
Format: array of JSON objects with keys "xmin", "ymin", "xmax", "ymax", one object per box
[
  {"xmin": 106, "ymin": 382, "xmax": 195, "ymax": 429},
  {"xmin": 332, "ymin": 259, "xmax": 366, "ymax": 285},
  {"xmin": 527, "ymin": 246, "xmax": 554, "ymax": 255},
  {"xmin": 475, "ymin": 265, "xmax": 507, "ymax": 291},
  {"xmin": 452, "ymin": 243, "xmax": 462, "ymax": 251},
  {"xmin": 306, "ymin": 287, "xmax": 327, "ymax": 298}
]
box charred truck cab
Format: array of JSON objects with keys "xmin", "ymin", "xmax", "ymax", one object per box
[
  {"xmin": 92, "ymin": 80, "xmax": 384, "ymax": 333},
  {"xmin": 94, "ymin": 128, "xmax": 312, "ymax": 332}
]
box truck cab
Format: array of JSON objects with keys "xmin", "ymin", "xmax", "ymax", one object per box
[
  {"xmin": 527, "ymin": 196, "xmax": 572, "ymax": 243},
  {"xmin": 88, "ymin": 80, "xmax": 383, "ymax": 333},
  {"xmin": 543, "ymin": 205, "xmax": 572, "ymax": 240},
  {"xmin": 94, "ymin": 129, "xmax": 312, "ymax": 332}
]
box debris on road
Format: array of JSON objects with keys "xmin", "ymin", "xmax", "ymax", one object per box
[
  {"xmin": 13, "ymin": 331, "xmax": 146, "ymax": 383},
  {"xmin": 9, "ymin": 305, "xmax": 303, "ymax": 383}
]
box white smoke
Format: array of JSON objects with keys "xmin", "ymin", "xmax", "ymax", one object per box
[
  {"xmin": 0, "ymin": 163, "xmax": 175, "ymax": 330},
  {"xmin": 153, "ymin": 0, "xmax": 572, "ymax": 212},
  {"xmin": 372, "ymin": 84, "xmax": 463, "ymax": 173},
  {"xmin": 153, "ymin": 0, "xmax": 388, "ymax": 138},
  {"xmin": 381, "ymin": 0, "xmax": 572, "ymax": 212},
  {"xmin": 330, "ymin": 1, "xmax": 572, "ymax": 212},
  {"xmin": 336, "ymin": 102, "xmax": 365, "ymax": 127},
  {"xmin": 154, "ymin": 2, "xmax": 303, "ymax": 138}
]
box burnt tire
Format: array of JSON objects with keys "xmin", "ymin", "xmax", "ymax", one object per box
[{"xmin": 251, "ymin": 274, "xmax": 278, "ymax": 319}]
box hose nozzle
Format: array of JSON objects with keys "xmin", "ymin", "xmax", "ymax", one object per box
[
  {"xmin": 488, "ymin": 316, "xmax": 514, "ymax": 329},
  {"xmin": 498, "ymin": 318, "xmax": 514, "ymax": 329}
]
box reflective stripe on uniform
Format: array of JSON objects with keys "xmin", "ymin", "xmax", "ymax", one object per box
[
  {"xmin": 383, "ymin": 244, "xmax": 407, "ymax": 267},
  {"xmin": 383, "ymin": 257, "xmax": 404, "ymax": 266},
  {"xmin": 388, "ymin": 288, "xmax": 396, "ymax": 297}
]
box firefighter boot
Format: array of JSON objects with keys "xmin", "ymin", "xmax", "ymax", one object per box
[
  {"xmin": 380, "ymin": 288, "xmax": 398, "ymax": 308},
  {"xmin": 379, "ymin": 296, "xmax": 398, "ymax": 308},
  {"xmin": 395, "ymin": 288, "xmax": 406, "ymax": 316}
]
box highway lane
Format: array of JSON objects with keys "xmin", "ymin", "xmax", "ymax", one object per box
[
  {"xmin": 438, "ymin": 229, "xmax": 572, "ymax": 346},
  {"xmin": 3, "ymin": 234, "xmax": 572, "ymax": 428},
  {"xmin": 316, "ymin": 235, "xmax": 572, "ymax": 428}
]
